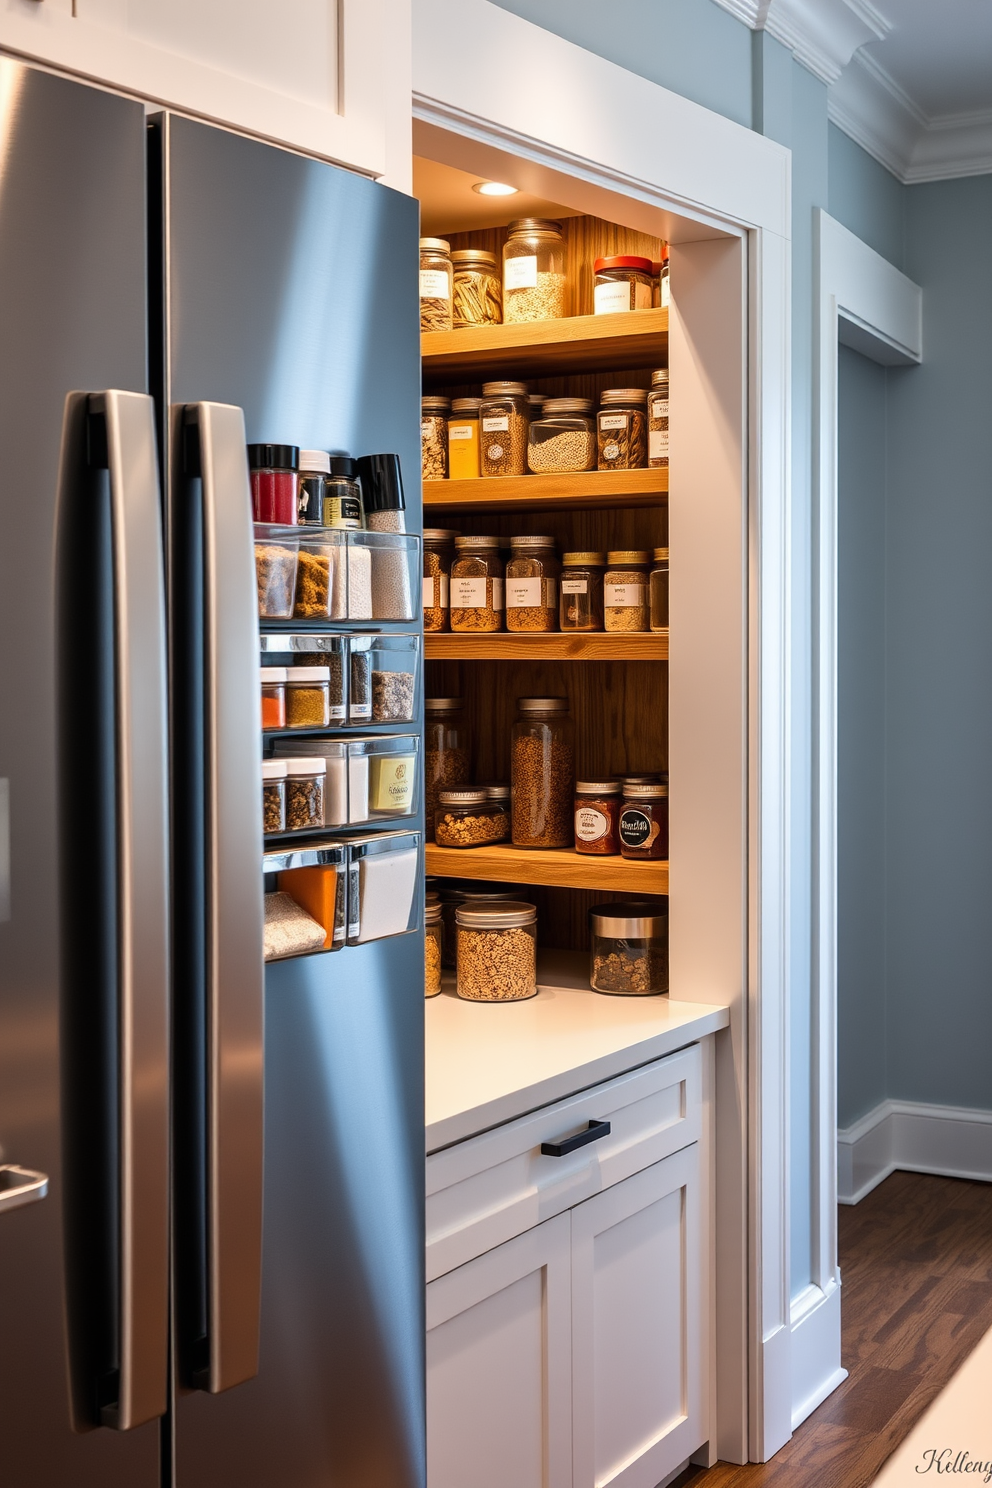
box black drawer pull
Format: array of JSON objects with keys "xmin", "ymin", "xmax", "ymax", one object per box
[{"xmin": 541, "ymin": 1119, "xmax": 611, "ymax": 1158}]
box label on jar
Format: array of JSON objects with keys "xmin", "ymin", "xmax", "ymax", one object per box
[
  {"xmin": 575, "ymin": 806, "xmax": 610, "ymax": 842},
  {"xmin": 650, "ymin": 395, "xmax": 669, "ymax": 421},
  {"xmin": 504, "ymin": 254, "xmax": 538, "ymax": 290},
  {"xmin": 507, "ymin": 577, "xmax": 541, "ymax": 608},
  {"xmin": 482, "ymin": 415, "xmax": 510, "ymax": 432},
  {"xmin": 602, "ymin": 442, "xmax": 620, "ymax": 461},
  {"xmin": 599, "ymin": 413, "xmax": 629, "ymax": 430},
  {"xmin": 486, "ymin": 443, "xmax": 505, "ymax": 461},
  {"xmin": 370, "ymin": 755, "xmax": 415, "ymax": 812},
  {"xmin": 421, "ymin": 420, "xmax": 433, "ymax": 438},
  {"xmin": 594, "ymin": 279, "xmax": 634, "ymax": 315},
  {"xmin": 449, "ymin": 423, "xmax": 474, "ymax": 439},
  {"xmin": 420, "ymin": 269, "xmax": 450, "ymax": 300},
  {"xmin": 440, "ymin": 575, "xmax": 449, "ymax": 607},
  {"xmin": 561, "ymin": 577, "xmax": 588, "ymax": 594},
  {"xmin": 452, "ymin": 576, "xmax": 488, "ymax": 608},
  {"xmin": 423, "ymin": 575, "xmax": 434, "ymax": 607},
  {"xmin": 492, "ymin": 578, "xmax": 504, "ymax": 610},
  {"xmin": 661, "ymin": 274, "xmax": 670, "ymax": 308},
  {"xmin": 605, "ymin": 583, "xmax": 646, "ymax": 607},
  {"xmin": 322, "ymin": 495, "xmax": 363, "ymax": 529},
  {"xmin": 350, "ymin": 699, "xmax": 372, "ymax": 722},
  {"xmin": 619, "ymin": 807, "xmax": 654, "ymax": 848},
  {"xmin": 649, "ymin": 429, "xmax": 670, "ymax": 461}
]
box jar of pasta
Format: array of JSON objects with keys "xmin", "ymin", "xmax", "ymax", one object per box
[
  {"xmin": 448, "ymin": 398, "xmax": 481, "ymax": 479},
  {"xmin": 502, "ymin": 219, "xmax": 566, "ymax": 324},
  {"xmin": 479, "ymin": 382, "xmax": 529, "ymax": 477},
  {"xmin": 420, "ymin": 237, "xmax": 453, "ymax": 333},
  {"xmin": 527, "ymin": 398, "xmax": 596, "ymax": 474},
  {"xmin": 560, "ymin": 551, "xmax": 605, "ymax": 631},
  {"xmin": 604, "ymin": 551, "xmax": 650, "ymax": 632},
  {"xmin": 597, "ymin": 389, "xmax": 648, "ymax": 470},
  {"xmin": 648, "ymin": 368, "xmax": 669, "ymax": 469},
  {"xmin": 451, "ymin": 535, "xmax": 504, "ymax": 631},
  {"xmin": 422, "ymin": 396, "xmax": 449, "ymax": 481},
  {"xmin": 425, "ymin": 697, "xmax": 471, "ymax": 840},
  {"xmin": 423, "ymin": 528, "xmax": 456, "ymax": 632},
  {"xmin": 451, "ymin": 248, "xmax": 502, "ymax": 327},
  {"xmin": 506, "ymin": 535, "xmax": 559, "ymax": 632},
  {"xmin": 511, "ymin": 697, "xmax": 574, "ymax": 849}
]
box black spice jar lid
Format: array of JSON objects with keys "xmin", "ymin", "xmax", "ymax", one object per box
[
  {"xmin": 356, "ymin": 452, "xmax": 405, "ymax": 513},
  {"xmin": 328, "ymin": 455, "xmax": 358, "ymax": 478},
  {"xmin": 247, "ymin": 443, "xmax": 299, "ymax": 470}
]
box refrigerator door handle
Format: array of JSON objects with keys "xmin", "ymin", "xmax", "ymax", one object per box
[
  {"xmin": 184, "ymin": 402, "xmax": 265, "ymax": 1394},
  {"xmin": 0, "ymin": 1165, "xmax": 49, "ymax": 1214}
]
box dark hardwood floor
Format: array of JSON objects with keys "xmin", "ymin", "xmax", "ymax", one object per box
[{"xmin": 677, "ymin": 1170, "xmax": 992, "ymax": 1488}]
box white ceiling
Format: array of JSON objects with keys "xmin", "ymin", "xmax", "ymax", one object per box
[{"xmin": 414, "ymin": 156, "xmax": 582, "ymax": 237}]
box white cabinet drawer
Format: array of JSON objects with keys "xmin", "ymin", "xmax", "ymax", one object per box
[{"xmin": 426, "ymin": 1043, "xmax": 701, "ymax": 1281}]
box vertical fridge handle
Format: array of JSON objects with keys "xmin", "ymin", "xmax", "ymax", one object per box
[{"xmin": 185, "ymin": 402, "xmax": 265, "ymax": 1393}]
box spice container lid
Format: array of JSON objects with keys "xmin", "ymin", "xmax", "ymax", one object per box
[
  {"xmin": 651, "ymin": 368, "xmax": 669, "ymax": 388},
  {"xmin": 481, "ymin": 380, "xmax": 528, "ymax": 397},
  {"xmin": 425, "ymin": 900, "xmax": 443, "ymax": 923},
  {"xmin": 420, "ymin": 236, "xmax": 450, "ymax": 253},
  {"xmin": 589, "ymin": 900, "xmax": 668, "ymax": 937},
  {"xmin": 653, "ymin": 547, "xmax": 670, "ymax": 562},
  {"xmin": 482, "ymin": 783, "xmax": 511, "ymax": 801},
  {"xmin": 507, "ymin": 217, "xmax": 562, "ymax": 235},
  {"xmin": 328, "ymin": 455, "xmax": 358, "ymax": 477},
  {"xmin": 600, "ymin": 388, "xmax": 649, "ymax": 405},
  {"xmin": 285, "ymin": 666, "xmax": 330, "ymax": 681},
  {"xmin": 356, "ymin": 453, "xmax": 405, "ymax": 513},
  {"xmin": 425, "ymin": 696, "xmax": 463, "ymax": 711},
  {"xmin": 438, "ymin": 788, "xmax": 488, "ymax": 805},
  {"xmin": 456, "ymin": 901, "xmax": 537, "ymax": 929},
  {"xmin": 260, "ymin": 667, "xmax": 288, "ymax": 683},
  {"xmin": 517, "ymin": 696, "xmax": 569, "ymax": 713},
  {"xmin": 299, "ymin": 449, "xmax": 330, "ymax": 473},
  {"xmin": 542, "ymin": 397, "xmax": 594, "ymax": 415},
  {"xmin": 283, "ymin": 757, "xmax": 327, "ymax": 776},
  {"xmin": 651, "ymin": 262, "xmax": 663, "ymax": 276},
  {"xmin": 450, "ymin": 398, "xmax": 482, "ymax": 414},
  {"xmin": 593, "ymin": 254, "xmax": 653, "ymax": 273},
  {"xmin": 562, "ymin": 550, "xmax": 606, "ymax": 566},
  {"xmin": 509, "ymin": 534, "xmax": 556, "ymax": 548},
  {"xmin": 607, "ymin": 550, "xmax": 650, "ymax": 566},
  {"xmin": 623, "ymin": 783, "xmax": 668, "ymax": 798},
  {"xmin": 422, "ymin": 396, "xmax": 451, "ymax": 413},
  {"xmin": 450, "ymin": 247, "xmax": 498, "ymax": 267},
  {"xmin": 261, "ymin": 759, "xmax": 288, "ymax": 780},
  {"xmin": 454, "ymin": 534, "xmax": 501, "ymax": 549},
  {"xmin": 424, "ymin": 528, "xmax": 460, "ymax": 541},
  {"xmin": 576, "ymin": 780, "xmax": 622, "ymax": 795},
  {"xmin": 247, "ymin": 443, "xmax": 299, "ymax": 470}
]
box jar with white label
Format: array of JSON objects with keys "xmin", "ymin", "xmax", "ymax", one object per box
[
  {"xmin": 451, "ymin": 247, "xmax": 502, "ymax": 327},
  {"xmin": 447, "ymin": 398, "xmax": 481, "ymax": 480},
  {"xmin": 604, "ymin": 550, "xmax": 650, "ymax": 632},
  {"xmin": 423, "ymin": 528, "xmax": 455, "ymax": 633},
  {"xmin": 597, "ymin": 388, "xmax": 648, "ymax": 470},
  {"xmin": 648, "ymin": 368, "xmax": 669, "ymax": 469},
  {"xmin": 574, "ymin": 781, "xmax": 621, "ymax": 855},
  {"xmin": 505, "ymin": 535, "xmax": 559, "ymax": 632},
  {"xmin": 420, "ymin": 237, "xmax": 453, "ymax": 333},
  {"xmin": 527, "ymin": 398, "xmax": 596, "ymax": 474},
  {"xmin": 478, "ymin": 381, "xmax": 529, "ymax": 477},
  {"xmin": 619, "ymin": 783, "xmax": 668, "ymax": 860},
  {"xmin": 560, "ymin": 551, "xmax": 605, "ymax": 631},
  {"xmin": 421, "ymin": 396, "xmax": 449, "ymax": 482},
  {"xmin": 593, "ymin": 255, "xmax": 654, "ymax": 315},
  {"xmin": 450, "ymin": 535, "xmax": 504, "ymax": 633},
  {"xmin": 502, "ymin": 219, "xmax": 566, "ymax": 324}
]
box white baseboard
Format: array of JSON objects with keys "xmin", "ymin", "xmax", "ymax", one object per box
[
  {"xmin": 790, "ymin": 1280, "xmax": 847, "ymax": 1430},
  {"xmin": 837, "ymin": 1100, "xmax": 992, "ymax": 1205}
]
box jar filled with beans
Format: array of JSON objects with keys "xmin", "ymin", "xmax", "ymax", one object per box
[
  {"xmin": 511, "ymin": 696, "xmax": 574, "ymax": 848},
  {"xmin": 451, "ymin": 248, "xmax": 502, "ymax": 328},
  {"xmin": 423, "ymin": 528, "xmax": 456, "ymax": 632},
  {"xmin": 456, "ymin": 901, "xmax": 538, "ymax": 1002},
  {"xmin": 420, "ymin": 237, "xmax": 453, "ymax": 333},
  {"xmin": 422, "ymin": 396, "xmax": 449, "ymax": 481},
  {"xmin": 425, "ymin": 698, "xmax": 471, "ymax": 840},
  {"xmin": 560, "ymin": 551, "xmax": 605, "ymax": 632},
  {"xmin": 434, "ymin": 788, "xmax": 510, "ymax": 848},
  {"xmin": 479, "ymin": 382, "xmax": 529, "ymax": 477},
  {"xmin": 597, "ymin": 388, "xmax": 648, "ymax": 470},
  {"xmin": 505, "ymin": 535, "xmax": 559, "ymax": 632},
  {"xmin": 450, "ymin": 535, "xmax": 504, "ymax": 632},
  {"xmin": 604, "ymin": 550, "xmax": 650, "ymax": 632},
  {"xmin": 502, "ymin": 218, "xmax": 566, "ymax": 324},
  {"xmin": 439, "ymin": 883, "xmax": 527, "ymax": 969},
  {"xmin": 527, "ymin": 397, "xmax": 596, "ymax": 474}
]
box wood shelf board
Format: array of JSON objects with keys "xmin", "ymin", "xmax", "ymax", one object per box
[
  {"xmin": 425, "ymin": 631, "xmax": 668, "ymax": 660},
  {"xmin": 425, "ymin": 843, "xmax": 669, "ymax": 894},
  {"xmin": 421, "ymin": 308, "xmax": 668, "ymax": 381},
  {"xmin": 423, "ymin": 468, "xmax": 667, "ymax": 512}
]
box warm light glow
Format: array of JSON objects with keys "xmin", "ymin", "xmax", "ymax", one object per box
[{"xmin": 472, "ymin": 181, "xmax": 519, "ymax": 197}]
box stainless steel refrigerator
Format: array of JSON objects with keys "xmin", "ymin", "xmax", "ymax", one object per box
[{"xmin": 0, "ymin": 60, "xmax": 425, "ymax": 1488}]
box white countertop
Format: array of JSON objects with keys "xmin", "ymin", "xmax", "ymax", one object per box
[{"xmin": 425, "ymin": 951, "xmax": 730, "ymax": 1152}]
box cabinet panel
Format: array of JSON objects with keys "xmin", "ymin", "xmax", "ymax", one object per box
[{"xmin": 426, "ymin": 1214, "xmax": 572, "ymax": 1488}]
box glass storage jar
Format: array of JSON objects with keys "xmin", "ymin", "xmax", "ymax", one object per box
[
  {"xmin": 439, "ymin": 882, "xmax": 526, "ymax": 969},
  {"xmin": 511, "ymin": 697, "xmax": 574, "ymax": 848},
  {"xmin": 260, "ymin": 667, "xmax": 287, "ymax": 730},
  {"xmin": 589, "ymin": 900, "xmax": 668, "ymax": 995},
  {"xmin": 593, "ymin": 255, "xmax": 654, "ymax": 315},
  {"xmin": 450, "ymin": 535, "xmax": 504, "ymax": 632},
  {"xmin": 597, "ymin": 389, "xmax": 648, "ymax": 470},
  {"xmin": 484, "ymin": 783, "xmax": 511, "ymax": 808},
  {"xmin": 559, "ymin": 551, "xmax": 605, "ymax": 632},
  {"xmin": 434, "ymin": 788, "xmax": 510, "ymax": 848},
  {"xmin": 423, "ymin": 528, "xmax": 456, "ymax": 632},
  {"xmin": 479, "ymin": 382, "xmax": 529, "ymax": 477},
  {"xmin": 527, "ymin": 393, "xmax": 546, "ymax": 423},
  {"xmin": 425, "ymin": 899, "xmax": 443, "ymax": 997},
  {"xmin": 651, "ymin": 261, "xmax": 662, "ymax": 307},
  {"xmin": 297, "ymin": 448, "xmax": 329, "ymax": 525},
  {"xmin": 249, "ymin": 443, "xmax": 298, "ymax": 525},
  {"xmin": 527, "ymin": 398, "xmax": 596, "ymax": 474},
  {"xmin": 420, "ymin": 237, "xmax": 453, "ymax": 333},
  {"xmin": 619, "ymin": 783, "xmax": 669, "ymax": 860},
  {"xmin": 425, "ymin": 698, "xmax": 471, "ymax": 839},
  {"xmin": 323, "ymin": 455, "xmax": 364, "ymax": 529},
  {"xmin": 421, "ymin": 396, "xmax": 450, "ymax": 482},
  {"xmin": 604, "ymin": 550, "xmax": 650, "ymax": 632},
  {"xmin": 285, "ymin": 666, "xmax": 331, "ymax": 728},
  {"xmin": 447, "ymin": 398, "xmax": 481, "ymax": 480},
  {"xmin": 262, "ymin": 759, "xmax": 287, "ymax": 835},
  {"xmin": 502, "ymin": 218, "xmax": 566, "ymax": 324},
  {"xmin": 648, "ymin": 368, "xmax": 669, "ymax": 470},
  {"xmin": 255, "ymin": 528, "xmax": 300, "ymax": 619},
  {"xmin": 455, "ymin": 901, "xmax": 538, "ymax": 1002},
  {"xmin": 574, "ymin": 780, "xmax": 621, "ymax": 855},
  {"xmin": 451, "ymin": 247, "xmax": 502, "ymax": 328},
  {"xmin": 650, "ymin": 547, "xmax": 669, "ymax": 631},
  {"xmin": 506, "ymin": 535, "xmax": 559, "ymax": 632},
  {"xmin": 284, "ymin": 757, "xmax": 325, "ymax": 832}
]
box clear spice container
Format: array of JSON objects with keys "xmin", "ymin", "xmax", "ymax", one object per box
[
  {"xmin": 597, "ymin": 389, "xmax": 648, "ymax": 470},
  {"xmin": 284, "ymin": 757, "xmax": 325, "ymax": 832},
  {"xmin": 451, "ymin": 247, "xmax": 502, "ymax": 328},
  {"xmin": 511, "ymin": 697, "xmax": 574, "ymax": 848},
  {"xmin": 506, "ymin": 535, "xmax": 559, "ymax": 632},
  {"xmin": 422, "ymin": 396, "xmax": 450, "ymax": 482},
  {"xmin": 423, "ymin": 528, "xmax": 456, "ymax": 632},
  {"xmin": 425, "ymin": 900, "xmax": 443, "ymax": 997},
  {"xmin": 447, "ymin": 398, "xmax": 481, "ymax": 480},
  {"xmin": 450, "ymin": 535, "xmax": 504, "ymax": 632},
  {"xmin": 420, "ymin": 237, "xmax": 453, "ymax": 333},
  {"xmin": 285, "ymin": 666, "xmax": 330, "ymax": 728},
  {"xmin": 254, "ymin": 527, "xmax": 300, "ymax": 619},
  {"xmin": 604, "ymin": 550, "xmax": 650, "ymax": 632},
  {"xmin": 593, "ymin": 255, "xmax": 654, "ymax": 315},
  {"xmin": 503, "ymin": 218, "xmax": 566, "ymax": 324},
  {"xmin": 261, "ymin": 667, "xmax": 287, "ymax": 730},
  {"xmin": 527, "ymin": 398, "xmax": 596, "ymax": 474},
  {"xmin": 435, "ymin": 788, "xmax": 510, "ymax": 849},
  {"xmin": 455, "ymin": 901, "xmax": 538, "ymax": 1002},
  {"xmin": 293, "ymin": 539, "xmax": 334, "ymax": 619},
  {"xmin": 479, "ymin": 382, "xmax": 529, "ymax": 478},
  {"xmin": 648, "ymin": 368, "xmax": 669, "ymax": 470},
  {"xmin": 589, "ymin": 900, "xmax": 668, "ymax": 995},
  {"xmin": 425, "ymin": 697, "xmax": 471, "ymax": 839},
  {"xmin": 297, "ymin": 448, "xmax": 329, "ymax": 525},
  {"xmin": 262, "ymin": 759, "xmax": 287, "ymax": 835},
  {"xmin": 619, "ymin": 783, "xmax": 669, "ymax": 860},
  {"xmin": 650, "ymin": 547, "xmax": 669, "ymax": 631},
  {"xmin": 323, "ymin": 455, "xmax": 364, "ymax": 529},
  {"xmin": 249, "ymin": 443, "xmax": 298, "ymax": 525},
  {"xmin": 574, "ymin": 780, "xmax": 621, "ymax": 855},
  {"xmin": 560, "ymin": 550, "xmax": 605, "ymax": 632}
]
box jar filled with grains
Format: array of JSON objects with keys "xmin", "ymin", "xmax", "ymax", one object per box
[
  {"xmin": 451, "ymin": 248, "xmax": 502, "ymax": 328},
  {"xmin": 574, "ymin": 780, "xmax": 621, "ymax": 855},
  {"xmin": 425, "ymin": 900, "xmax": 443, "ymax": 997},
  {"xmin": 434, "ymin": 788, "xmax": 510, "ymax": 848},
  {"xmin": 285, "ymin": 666, "xmax": 331, "ymax": 728},
  {"xmin": 447, "ymin": 398, "xmax": 482, "ymax": 480},
  {"xmin": 589, "ymin": 900, "xmax": 668, "ymax": 996},
  {"xmin": 425, "ymin": 698, "xmax": 472, "ymax": 840},
  {"xmin": 619, "ymin": 783, "xmax": 669, "ymax": 860},
  {"xmin": 560, "ymin": 551, "xmax": 605, "ymax": 632},
  {"xmin": 604, "ymin": 550, "xmax": 650, "ymax": 632},
  {"xmin": 421, "ymin": 397, "xmax": 450, "ymax": 482},
  {"xmin": 440, "ymin": 883, "xmax": 526, "ymax": 968},
  {"xmin": 423, "ymin": 528, "xmax": 456, "ymax": 632},
  {"xmin": 593, "ymin": 255, "xmax": 654, "ymax": 315},
  {"xmin": 455, "ymin": 901, "xmax": 538, "ymax": 1002},
  {"xmin": 420, "ymin": 237, "xmax": 453, "ymax": 333},
  {"xmin": 597, "ymin": 388, "xmax": 648, "ymax": 470},
  {"xmin": 285, "ymin": 757, "xmax": 325, "ymax": 833},
  {"xmin": 262, "ymin": 760, "xmax": 287, "ymax": 835},
  {"xmin": 650, "ymin": 547, "xmax": 669, "ymax": 631},
  {"xmin": 505, "ymin": 535, "xmax": 559, "ymax": 631},
  {"xmin": 527, "ymin": 398, "xmax": 596, "ymax": 474},
  {"xmin": 479, "ymin": 381, "xmax": 529, "ymax": 478},
  {"xmin": 511, "ymin": 697, "xmax": 574, "ymax": 848},
  {"xmin": 502, "ymin": 219, "xmax": 567, "ymax": 324},
  {"xmin": 648, "ymin": 368, "xmax": 669, "ymax": 469},
  {"xmin": 450, "ymin": 535, "xmax": 504, "ymax": 632}
]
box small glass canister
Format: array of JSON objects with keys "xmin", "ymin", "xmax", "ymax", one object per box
[
  {"xmin": 423, "ymin": 528, "xmax": 456, "ymax": 632},
  {"xmin": 434, "ymin": 788, "xmax": 510, "ymax": 848},
  {"xmin": 650, "ymin": 547, "xmax": 669, "ymax": 631},
  {"xmin": 589, "ymin": 900, "xmax": 668, "ymax": 995},
  {"xmin": 249, "ymin": 443, "xmax": 298, "ymax": 526},
  {"xmin": 323, "ymin": 455, "xmax": 364, "ymax": 529},
  {"xmin": 422, "ymin": 396, "xmax": 450, "ymax": 482},
  {"xmin": 284, "ymin": 756, "xmax": 326, "ymax": 832},
  {"xmin": 285, "ymin": 666, "xmax": 331, "ymax": 728},
  {"xmin": 420, "ymin": 237, "xmax": 453, "ymax": 333},
  {"xmin": 479, "ymin": 381, "xmax": 529, "ymax": 477},
  {"xmin": 448, "ymin": 398, "xmax": 482, "ymax": 480},
  {"xmin": 425, "ymin": 899, "xmax": 443, "ymax": 997},
  {"xmin": 619, "ymin": 783, "xmax": 669, "ymax": 860},
  {"xmin": 425, "ymin": 698, "xmax": 472, "ymax": 840},
  {"xmin": 574, "ymin": 780, "xmax": 621, "ymax": 855},
  {"xmin": 527, "ymin": 397, "xmax": 596, "ymax": 474},
  {"xmin": 261, "ymin": 667, "xmax": 287, "ymax": 730},
  {"xmin": 262, "ymin": 759, "xmax": 287, "ymax": 835},
  {"xmin": 502, "ymin": 218, "xmax": 566, "ymax": 324},
  {"xmin": 560, "ymin": 551, "xmax": 605, "ymax": 632},
  {"xmin": 597, "ymin": 389, "xmax": 648, "ymax": 470},
  {"xmin": 604, "ymin": 550, "xmax": 650, "ymax": 632},
  {"xmin": 455, "ymin": 901, "xmax": 538, "ymax": 1002},
  {"xmin": 511, "ymin": 697, "xmax": 574, "ymax": 849},
  {"xmin": 450, "ymin": 535, "xmax": 504, "ymax": 632},
  {"xmin": 297, "ymin": 448, "xmax": 329, "ymax": 525},
  {"xmin": 451, "ymin": 248, "xmax": 502, "ymax": 328},
  {"xmin": 648, "ymin": 368, "xmax": 669, "ymax": 470},
  {"xmin": 593, "ymin": 254, "xmax": 654, "ymax": 315},
  {"xmin": 506, "ymin": 535, "xmax": 559, "ymax": 632}
]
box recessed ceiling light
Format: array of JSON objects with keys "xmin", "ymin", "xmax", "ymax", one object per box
[{"xmin": 473, "ymin": 181, "xmax": 519, "ymax": 197}]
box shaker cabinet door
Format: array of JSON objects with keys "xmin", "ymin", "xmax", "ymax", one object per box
[{"xmin": 426, "ymin": 1213, "xmax": 573, "ymax": 1488}]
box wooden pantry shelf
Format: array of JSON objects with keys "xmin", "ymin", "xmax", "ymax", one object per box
[
  {"xmin": 423, "ymin": 467, "xmax": 667, "ymax": 512},
  {"xmin": 425, "ymin": 631, "xmax": 668, "ymax": 660},
  {"xmin": 425, "ymin": 843, "xmax": 669, "ymax": 895},
  {"xmin": 421, "ymin": 307, "xmax": 668, "ymax": 381}
]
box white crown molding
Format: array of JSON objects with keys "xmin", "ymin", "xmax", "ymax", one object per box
[{"xmin": 710, "ymin": 0, "xmax": 890, "ymax": 84}]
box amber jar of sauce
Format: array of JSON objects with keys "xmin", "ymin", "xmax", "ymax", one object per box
[
  {"xmin": 618, "ymin": 783, "xmax": 669, "ymax": 860},
  {"xmin": 574, "ymin": 781, "xmax": 621, "ymax": 855}
]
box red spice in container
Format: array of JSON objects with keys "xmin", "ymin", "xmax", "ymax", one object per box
[
  {"xmin": 574, "ymin": 780, "xmax": 621, "ymax": 855},
  {"xmin": 261, "ymin": 667, "xmax": 287, "ymax": 730},
  {"xmin": 249, "ymin": 443, "xmax": 299, "ymax": 525},
  {"xmin": 618, "ymin": 783, "xmax": 668, "ymax": 860}
]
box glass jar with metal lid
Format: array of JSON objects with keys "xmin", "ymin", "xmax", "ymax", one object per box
[
  {"xmin": 455, "ymin": 901, "xmax": 538, "ymax": 1002},
  {"xmin": 425, "ymin": 697, "xmax": 471, "ymax": 840},
  {"xmin": 589, "ymin": 900, "xmax": 668, "ymax": 995},
  {"xmin": 425, "ymin": 899, "xmax": 443, "ymax": 998},
  {"xmin": 560, "ymin": 551, "xmax": 605, "ymax": 631},
  {"xmin": 434, "ymin": 788, "xmax": 510, "ymax": 849},
  {"xmin": 420, "ymin": 237, "xmax": 453, "ymax": 333},
  {"xmin": 483, "ymin": 782, "xmax": 511, "ymax": 807},
  {"xmin": 479, "ymin": 381, "xmax": 529, "ymax": 477},
  {"xmin": 511, "ymin": 697, "xmax": 574, "ymax": 848},
  {"xmin": 423, "ymin": 528, "xmax": 456, "ymax": 632},
  {"xmin": 619, "ymin": 783, "xmax": 669, "ymax": 860},
  {"xmin": 502, "ymin": 219, "xmax": 566, "ymax": 324},
  {"xmin": 447, "ymin": 397, "xmax": 481, "ymax": 480},
  {"xmin": 421, "ymin": 396, "xmax": 449, "ymax": 482},
  {"xmin": 505, "ymin": 535, "xmax": 559, "ymax": 633},
  {"xmin": 451, "ymin": 248, "xmax": 502, "ymax": 328},
  {"xmin": 450, "ymin": 535, "xmax": 504, "ymax": 632},
  {"xmin": 650, "ymin": 547, "xmax": 669, "ymax": 631},
  {"xmin": 648, "ymin": 368, "xmax": 669, "ymax": 469},
  {"xmin": 597, "ymin": 388, "xmax": 648, "ymax": 470},
  {"xmin": 323, "ymin": 455, "xmax": 364, "ymax": 529},
  {"xmin": 439, "ymin": 882, "xmax": 527, "ymax": 968},
  {"xmin": 574, "ymin": 780, "xmax": 621, "ymax": 855},
  {"xmin": 593, "ymin": 255, "xmax": 654, "ymax": 315},
  {"xmin": 604, "ymin": 550, "xmax": 650, "ymax": 632},
  {"xmin": 527, "ymin": 397, "xmax": 596, "ymax": 474}
]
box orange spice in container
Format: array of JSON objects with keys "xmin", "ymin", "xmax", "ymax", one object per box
[{"xmin": 261, "ymin": 667, "xmax": 287, "ymax": 730}]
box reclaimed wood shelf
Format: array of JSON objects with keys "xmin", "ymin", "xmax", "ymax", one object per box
[
  {"xmin": 423, "ymin": 467, "xmax": 667, "ymax": 512},
  {"xmin": 421, "ymin": 307, "xmax": 668, "ymax": 381},
  {"xmin": 425, "ymin": 631, "xmax": 668, "ymax": 661},
  {"xmin": 425, "ymin": 843, "xmax": 669, "ymax": 895}
]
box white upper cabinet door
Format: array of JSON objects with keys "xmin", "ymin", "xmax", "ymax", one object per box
[{"xmin": 0, "ymin": 0, "xmax": 403, "ymax": 178}]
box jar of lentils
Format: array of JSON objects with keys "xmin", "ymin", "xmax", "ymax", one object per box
[
  {"xmin": 451, "ymin": 247, "xmax": 502, "ymax": 328},
  {"xmin": 425, "ymin": 698, "xmax": 471, "ymax": 840},
  {"xmin": 505, "ymin": 535, "xmax": 559, "ymax": 632},
  {"xmin": 450, "ymin": 535, "xmax": 504, "ymax": 632},
  {"xmin": 434, "ymin": 788, "xmax": 510, "ymax": 848},
  {"xmin": 648, "ymin": 368, "xmax": 669, "ymax": 469},
  {"xmin": 423, "ymin": 528, "xmax": 456, "ymax": 632},
  {"xmin": 456, "ymin": 901, "xmax": 538, "ymax": 1002},
  {"xmin": 597, "ymin": 388, "xmax": 648, "ymax": 470},
  {"xmin": 511, "ymin": 697, "xmax": 574, "ymax": 848},
  {"xmin": 502, "ymin": 218, "xmax": 567, "ymax": 324},
  {"xmin": 440, "ymin": 883, "xmax": 527, "ymax": 969},
  {"xmin": 419, "ymin": 237, "xmax": 453, "ymax": 333},
  {"xmin": 421, "ymin": 396, "xmax": 449, "ymax": 481},
  {"xmin": 560, "ymin": 551, "xmax": 605, "ymax": 631},
  {"xmin": 604, "ymin": 550, "xmax": 650, "ymax": 632},
  {"xmin": 479, "ymin": 381, "xmax": 529, "ymax": 477},
  {"xmin": 527, "ymin": 397, "xmax": 596, "ymax": 474}
]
